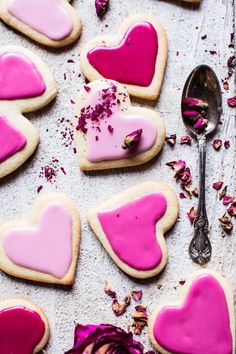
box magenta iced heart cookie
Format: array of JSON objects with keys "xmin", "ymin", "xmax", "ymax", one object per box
[
  {"xmin": 80, "ymin": 14, "xmax": 168, "ymax": 100},
  {"xmin": 0, "ymin": 0, "xmax": 82, "ymax": 47},
  {"xmin": 74, "ymin": 79, "xmax": 166, "ymax": 170},
  {"xmin": 0, "ymin": 193, "xmax": 80, "ymax": 285},
  {"xmin": 0, "ymin": 298, "xmax": 49, "ymax": 354},
  {"xmin": 0, "ymin": 46, "xmax": 57, "ymax": 179},
  {"xmin": 149, "ymin": 270, "xmax": 235, "ymax": 354},
  {"xmin": 87, "ymin": 182, "xmax": 178, "ymax": 278}
]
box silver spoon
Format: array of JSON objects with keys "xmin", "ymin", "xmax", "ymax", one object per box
[{"xmin": 181, "ymin": 65, "xmax": 222, "ymax": 265}]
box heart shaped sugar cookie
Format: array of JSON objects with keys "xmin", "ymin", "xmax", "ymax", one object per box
[
  {"xmin": 0, "ymin": 193, "xmax": 80, "ymax": 285},
  {"xmin": 0, "ymin": 298, "xmax": 49, "ymax": 354},
  {"xmin": 74, "ymin": 79, "xmax": 166, "ymax": 170},
  {"xmin": 0, "ymin": 0, "xmax": 82, "ymax": 47},
  {"xmin": 149, "ymin": 270, "xmax": 235, "ymax": 354},
  {"xmin": 87, "ymin": 182, "xmax": 179, "ymax": 279},
  {"xmin": 0, "ymin": 46, "xmax": 57, "ymax": 179},
  {"xmin": 80, "ymin": 14, "xmax": 168, "ymax": 100}
]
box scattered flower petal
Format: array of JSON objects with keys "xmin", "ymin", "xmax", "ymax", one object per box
[
  {"xmin": 84, "ymin": 85, "xmax": 91, "ymax": 92},
  {"xmin": 219, "ymin": 214, "xmax": 233, "ymax": 233},
  {"xmin": 187, "ymin": 207, "xmax": 197, "ymax": 225},
  {"xmin": 130, "ymin": 305, "xmax": 148, "ymax": 335},
  {"xmin": 227, "ymin": 96, "xmax": 236, "ymax": 107},
  {"xmin": 224, "ymin": 140, "xmax": 230, "ymax": 149},
  {"xmin": 166, "ymin": 160, "xmax": 186, "ymax": 175},
  {"xmin": 179, "ymin": 280, "xmax": 186, "ymax": 286},
  {"xmin": 220, "ymin": 186, "xmax": 227, "ymax": 200},
  {"xmin": 212, "ymin": 139, "xmax": 222, "ymax": 150},
  {"xmin": 165, "ymin": 134, "xmax": 176, "ymax": 146},
  {"xmin": 213, "ymin": 180, "xmax": 223, "ymax": 190},
  {"xmin": 104, "ymin": 281, "xmax": 116, "ymax": 299},
  {"xmin": 227, "ymin": 202, "xmax": 236, "ymax": 217},
  {"xmin": 179, "ymin": 192, "xmax": 187, "ymax": 199},
  {"xmin": 112, "ymin": 299, "xmax": 128, "ymax": 316},
  {"xmin": 95, "ymin": 0, "xmax": 109, "ymax": 17},
  {"xmin": 180, "ymin": 135, "xmax": 192, "ymax": 145},
  {"xmin": 131, "ymin": 290, "xmax": 143, "ymax": 302},
  {"xmin": 223, "ymin": 195, "xmax": 235, "ymax": 205},
  {"xmin": 180, "ymin": 167, "xmax": 192, "ymax": 186},
  {"xmin": 122, "ymin": 129, "xmax": 143, "ymax": 149}
]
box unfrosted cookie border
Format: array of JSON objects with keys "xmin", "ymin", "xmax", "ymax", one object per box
[
  {"xmin": 149, "ymin": 269, "xmax": 235, "ymax": 354},
  {"xmin": 74, "ymin": 79, "xmax": 166, "ymax": 170},
  {"xmin": 0, "ymin": 0, "xmax": 82, "ymax": 48},
  {"xmin": 87, "ymin": 181, "xmax": 179, "ymax": 279},
  {"xmin": 80, "ymin": 14, "xmax": 168, "ymax": 100},
  {"xmin": 0, "ymin": 298, "xmax": 50, "ymax": 353},
  {"xmin": 0, "ymin": 193, "xmax": 80, "ymax": 285},
  {"xmin": 0, "ymin": 45, "xmax": 57, "ymax": 179}
]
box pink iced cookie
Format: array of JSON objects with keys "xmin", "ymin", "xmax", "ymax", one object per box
[
  {"xmin": 74, "ymin": 79, "xmax": 166, "ymax": 170},
  {"xmin": 80, "ymin": 14, "xmax": 168, "ymax": 100},
  {"xmin": 0, "ymin": 0, "xmax": 82, "ymax": 47},
  {"xmin": 0, "ymin": 46, "xmax": 56, "ymax": 179},
  {"xmin": 149, "ymin": 270, "xmax": 235, "ymax": 354},
  {"xmin": 87, "ymin": 182, "xmax": 179, "ymax": 278},
  {"xmin": 0, "ymin": 193, "xmax": 80, "ymax": 285}
]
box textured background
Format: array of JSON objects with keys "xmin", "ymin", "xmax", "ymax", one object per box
[{"xmin": 0, "ymin": 0, "xmax": 235, "ymax": 352}]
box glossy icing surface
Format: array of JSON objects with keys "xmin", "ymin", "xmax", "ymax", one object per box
[
  {"xmin": 0, "ymin": 116, "xmax": 26, "ymax": 163},
  {"xmin": 4, "ymin": 203, "xmax": 72, "ymax": 278},
  {"xmin": 153, "ymin": 274, "xmax": 233, "ymax": 354},
  {"xmin": 87, "ymin": 22, "xmax": 158, "ymax": 87},
  {"xmin": 98, "ymin": 193, "xmax": 167, "ymax": 270},
  {"xmin": 0, "ymin": 52, "xmax": 46, "ymax": 100},
  {"xmin": 8, "ymin": 0, "xmax": 73, "ymax": 40},
  {"xmin": 77, "ymin": 85, "xmax": 157, "ymax": 162},
  {"xmin": 0, "ymin": 306, "xmax": 45, "ymax": 354}
]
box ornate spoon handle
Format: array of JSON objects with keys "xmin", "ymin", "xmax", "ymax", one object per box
[{"xmin": 189, "ymin": 135, "xmax": 212, "ymax": 264}]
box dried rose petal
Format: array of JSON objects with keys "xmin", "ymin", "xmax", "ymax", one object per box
[
  {"xmin": 194, "ymin": 117, "xmax": 208, "ymax": 130},
  {"xmin": 65, "ymin": 323, "xmax": 148, "ymax": 354},
  {"xmin": 180, "ymin": 167, "xmax": 192, "ymax": 186},
  {"xmin": 227, "ymin": 96, "xmax": 236, "ymax": 107},
  {"xmin": 165, "ymin": 134, "xmax": 176, "ymax": 146},
  {"xmin": 187, "ymin": 207, "xmax": 197, "ymax": 225},
  {"xmin": 124, "ymin": 295, "xmax": 131, "ymax": 306},
  {"xmin": 107, "ymin": 124, "xmax": 114, "ymax": 133},
  {"xmin": 184, "ymin": 185, "xmax": 198, "ymax": 198},
  {"xmin": 227, "ymin": 56, "xmax": 236, "ymax": 68},
  {"xmin": 112, "ymin": 300, "xmax": 128, "ymax": 316},
  {"xmin": 223, "ymin": 81, "xmax": 229, "ymax": 90},
  {"xmin": 122, "ymin": 129, "xmax": 143, "ymax": 149},
  {"xmin": 224, "ymin": 140, "xmax": 230, "ymax": 149},
  {"xmin": 222, "ymin": 195, "xmax": 235, "ymax": 205},
  {"xmin": 179, "ymin": 192, "xmax": 187, "ymax": 199},
  {"xmin": 219, "ymin": 214, "xmax": 233, "ymax": 233},
  {"xmin": 212, "ymin": 139, "xmax": 222, "ymax": 150},
  {"xmin": 104, "ymin": 281, "xmax": 116, "ymax": 299},
  {"xmin": 95, "ymin": 0, "xmax": 109, "ymax": 17},
  {"xmin": 166, "ymin": 160, "xmax": 186, "ymax": 175},
  {"xmin": 180, "ymin": 135, "xmax": 192, "ymax": 145},
  {"xmin": 227, "ymin": 202, "xmax": 236, "ymax": 216},
  {"xmin": 131, "ymin": 305, "xmax": 148, "ymax": 335},
  {"xmin": 182, "ymin": 110, "xmax": 200, "ymax": 118},
  {"xmin": 220, "ymin": 186, "xmax": 227, "ymax": 200},
  {"xmin": 84, "ymin": 85, "xmax": 91, "ymax": 92},
  {"xmin": 213, "ymin": 180, "xmax": 223, "ymax": 190},
  {"xmin": 182, "ymin": 97, "xmax": 208, "ymax": 109},
  {"xmin": 179, "ymin": 280, "xmax": 186, "ymax": 286},
  {"xmin": 131, "ymin": 290, "xmax": 143, "ymax": 302}
]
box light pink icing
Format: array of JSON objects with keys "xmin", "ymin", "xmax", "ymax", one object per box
[
  {"xmin": 8, "ymin": 0, "xmax": 73, "ymax": 40},
  {"xmin": 87, "ymin": 22, "xmax": 158, "ymax": 87},
  {"xmin": 0, "ymin": 116, "xmax": 26, "ymax": 163},
  {"xmin": 3, "ymin": 203, "xmax": 73, "ymax": 278},
  {"xmin": 98, "ymin": 193, "xmax": 167, "ymax": 270},
  {"xmin": 83, "ymin": 87, "xmax": 157, "ymax": 162},
  {"xmin": 153, "ymin": 274, "xmax": 233, "ymax": 354},
  {"xmin": 0, "ymin": 52, "xmax": 46, "ymax": 100}
]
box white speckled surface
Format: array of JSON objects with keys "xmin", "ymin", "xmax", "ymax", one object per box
[{"xmin": 0, "ymin": 0, "xmax": 235, "ymax": 353}]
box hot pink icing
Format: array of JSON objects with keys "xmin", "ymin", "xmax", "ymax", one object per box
[
  {"xmin": 87, "ymin": 22, "xmax": 158, "ymax": 87},
  {"xmin": 0, "ymin": 306, "xmax": 45, "ymax": 354},
  {"xmin": 153, "ymin": 274, "xmax": 233, "ymax": 354},
  {"xmin": 0, "ymin": 116, "xmax": 26, "ymax": 163},
  {"xmin": 3, "ymin": 203, "xmax": 72, "ymax": 278},
  {"xmin": 8, "ymin": 0, "xmax": 73, "ymax": 40},
  {"xmin": 0, "ymin": 52, "xmax": 46, "ymax": 100},
  {"xmin": 78, "ymin": 85, "xmax": 157, "ymax": 162},
  {"xmin": 98, "ymin": 193, "xmax": 167, "ymax": 270}
]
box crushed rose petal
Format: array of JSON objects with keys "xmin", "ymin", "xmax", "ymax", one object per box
[
  {"xmin": 212, "ymin": 139, "xmax": 222, "ymax": 150},
  {"xmin": 227, "ymin": 202, "xmax": 236, "ymax": 216},
  {"xmin": 179, "ymin": 192, "xmax": 187, "ymax": 199},
  {"xmin": 187, "ymin": 207, "xmax": 197, "ymax": 225},
  {"xmin": 165, "ymin": 134, "xmax": 177, "ymax": 146},
  {"xmin": 213, "ymin": 180, "xmax": 223, "ymax": 190},
  {"xmin": 84, "ymin": 85, "xmax": 91, "ymax": 92},
  {"xmin": 112, "ymin": 299, "xmax": 129, "ymax": 316},
  {"xmin": 180, "ymin": 167, "xmax": 192, "ymax": 186},
  {"xmin": 220, "ymin": 186, "xmax": 227, "ymax": 200},
  {"xmin": 122, "ymin": 129, "xmax": 143, "ymax": 149},
  {"xmin": 219, "ymin": 214, "xmax": 233, "ymax": 233},
  {"xmin": 130, "ymin": 305, "xmax": 148, "ymax": 335},
  {"xmin": 224, "ymin": 140, "xmax": 230, "ymax": 149},
  {"xmin": 104, "ymin": 281, "xmax": 116, "ymax": 299},
  {"xmin": 184, "ymin": 185, "xmax": 199, "ymax": 198},
  {"xmin": 222, "ymin": 195, "xmax": 235, "ymax": 206},
  {"xmin": 227, "ymin": 96, "xmax": 236, "ymax": 107},
  {"xmin": 95, "ymin": 0, "xmax": 109, "ymax": 17},
  {"xmin": 179, "ymin": 280, "xmax": 186, "ymax": 286},
  {"xmin": 180, "ymin": 135, "xmax": 192, "ymax": 145},
  {"xmin": 131, "ymin": 290, "xmax": 143, "ymax": 302},
  {"xmin": 166, "ymin": 160, "xmax": 186, "ymax": 175}
]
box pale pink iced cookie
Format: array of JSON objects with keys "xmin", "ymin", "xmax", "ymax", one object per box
[
  {"xmin": 149, "ymin": 269, "xmax": 235, "ymax": 354},
  {"xmin": 0, "ymin": 0, "xmax": 82, "ymax": 48},
  {"xmin": 0, "ymin": 298, "xmax": 49, "ymax": 354},
  {"xmin": 80, "ymin": 14, "xmax": 168, "ymax": 100},
  {"xmin": 0, "ymin": 193, "xmax": 80, "ymax": 285},
  {"xmin": 87, "ymin": 182, "xmax": 179, "ymax": 279},
  {"xmin": 74, "ymin": 79, "xmax": 166, "ymax": 170},
  {"xmin": 0, "ymin": 46, "xmax": 57, "ymax": 179}
]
